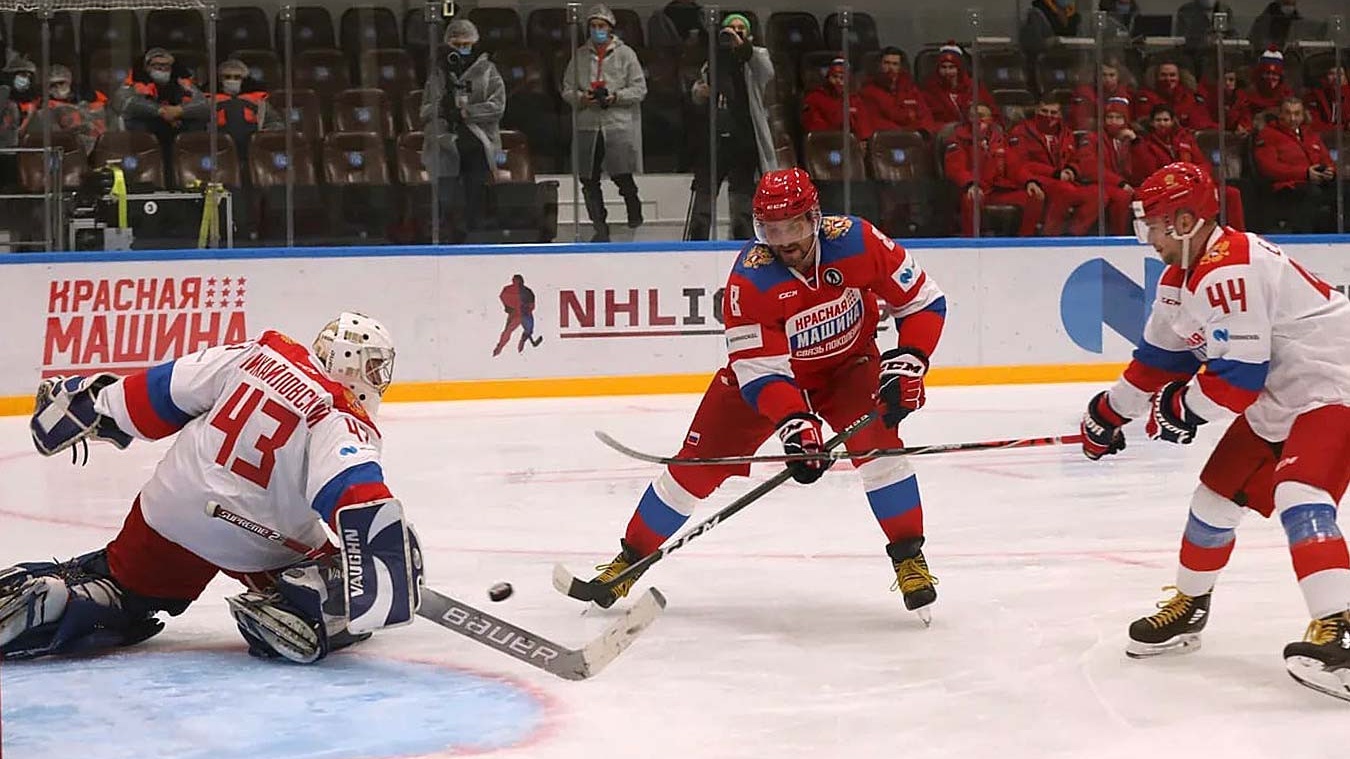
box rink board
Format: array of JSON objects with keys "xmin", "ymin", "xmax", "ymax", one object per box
[{"xmin": 1, "ymin": 235, "xmax": 1347, "ymax": 415}]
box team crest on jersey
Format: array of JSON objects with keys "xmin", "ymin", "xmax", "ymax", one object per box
[
  {"xmin": 1199, "ymin": 241, "xmax": 1230, "ymax": 265},
  {"xmin": 742, "ymin": 244, "xmax": 774, "ymax": 269},
  {"xmin": 823, "ymin": 268, "xmax": 844, "ymax": 286},
  {"xmin": 820, "ymin": 216, "xmax": 853, "ymax": 240},
  {"xmin": 786, "ymin": 288, "xmax": 864, "ymax": 360}
]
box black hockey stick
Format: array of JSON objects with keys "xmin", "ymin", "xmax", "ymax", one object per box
[
  {"xmin": 594, "ymin": 431, "xmax": 1086, "ymax": 466},
  {"xmin": 552, "ymin": 411, "xmax": 878, "ymax": 605},
  {"xmin": 207, "ymin": 503, "xmax": 665, "ymax": 680}
]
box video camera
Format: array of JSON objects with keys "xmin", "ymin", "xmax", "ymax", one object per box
[{"xmin": 590, "ymin": 82, "xmax": 610, "ymax": 108}]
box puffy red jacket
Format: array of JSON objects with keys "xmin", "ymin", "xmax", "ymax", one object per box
[
  {"xmin": 801, "ymin": 85, "xmax": 879, "ymax": 141},
  {"xmin": 1253, "ymin": 122, "xmax": 1333, "ymax": 191},
  {"xmin": 1129, "ymin": 127, "xmax": 1208, "ymax": 186},
  {"xmin": 1306, "ymin": 83, "xmax": 1349, "ymax": 135},
  {"xmin": 1073, "ymin": 131, "xmax": 1135, "ymax": 188},
  {"xmin": 1006, "ymin": 119, "xmax": 1080, "ymax": 181},
  {"xmin": 920, "ymin": 73, "xmax": 996, "ymax": 127},
  {"xmin": 1133, "ymin": 85, "xmax": 1215, "ymax": 130},
  {"xmin": 943, "ymin": 122, "xmax": 1029, "ymax": 192},
  {"xmin": 859, "ymin": 73, "xmax": 935, "ymax": 135}
]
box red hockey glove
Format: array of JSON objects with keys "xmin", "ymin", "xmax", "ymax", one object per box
[
  {"xmin": 776, "ymin": 412, "xmax": 831, "ymax": 484},
  {"xmin": 878, "ymin": 347, "xmax": 928, "ymax": 427},
  {"xmin": 1081, "ymin": 390, "xmax": 1129, "ymax": 460}
]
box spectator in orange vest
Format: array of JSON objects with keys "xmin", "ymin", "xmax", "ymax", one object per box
[
  {"xmin": 801, "ymin": 58, "xmax": 878, "ymax": 142},
  {"xmin": 921, "ymin": 42, "xmax": 996, "ymax": 130},
  {"xmin": 943, "ymin": 103, "xmax": 1045, "ymax": 236},
  {"xmin": 182, "ymin": 58, "xmax": 281, "ymax": 165},
  {"xmin": 1306, "ymin": 65, "xmax": 1348, "ymax": 136},
  {"xmin": 1235, "ymin": 47, "xmax": 1294, "ymax": 131},
  {"xmin": 1253, "ymin": 97, "xmax": 1340, "ymax": 232},
  {"xmin": 1008, "ymin": 95, "xmax": 1101, "ymax": 235},
  {"xmin": 1133, "ymin": 61, "xmax": 1215, "ymax": 130},
  {"xmin": 859, "ymin": 47, "xmax": 935, "ymax": 137},
  {"xmin": 1068, "ymin": 58, "xmax": 1136, "ymax": 131},
  {"xmin": 21, "ymin": 63, "xmax": 108, "ymax": 152},
  {"xmin": 1073, "ymin": 96, "xmax": 1137, "ymax": 234},
  {"xmin": 112, "ymin": 48, "xmax": 202, "ymax": 157},
  {"xmin": 1131, "ymin": 103, "xmax": 1246, "ymax": 229}
]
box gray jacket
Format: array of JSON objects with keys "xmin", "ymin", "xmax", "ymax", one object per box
[
  {"xmin": 561, "ymin": 38, "xmax": 647, "ymax": 175},
  {"xmin": 692, "ymin": 45, "xmax": 779, "ymax": 174},
  {"xmin": 421, "ymin": 52, "xmax": 506, "ymax": 177}
]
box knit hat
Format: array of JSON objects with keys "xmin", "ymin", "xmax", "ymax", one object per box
[
  {"xmin": 445, "ymin": 18, "xmax": 480, "ymax": 44},
  {"xmin": 722, "ymin": 13, "xmax": 752, "ymax": 33},
  {"xmin": 1104, "ymin": 96, "xmax": 1131, "ymax": 115},
  {"xmin": 48, "ymin": 63, "xmax": 73, "ymax": 82},
  {"xmin": 1257, "ymin": 45, "xmax": 1284, "ymax": 74},
  {"xmin": 937, "ymin": 41, "xmax": 964, "ymax": 67},
  {"xmin": 828, "ymin": 57, "xmax": 848, "ymax": 75},
  {"xmin": 587, "ymin": 4, "xmax": 616, "ymax": 26}
]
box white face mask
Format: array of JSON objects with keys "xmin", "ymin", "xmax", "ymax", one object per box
[
  {"xmin": 149, "ymin": 69, "xmax": 172, "ymax": 85},
  {"xmin": 222, "ymin": 79, "xmax": 242, "ymax": 95},
  {"xmin": 12, "ymin": 74, "xmax": 31, "ymax": 92},
  {"xmin": 51, "ymin": 85, "xmax": 71, "ymax": 99}
]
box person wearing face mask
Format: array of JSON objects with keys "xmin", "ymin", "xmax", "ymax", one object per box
[
  {"xmin": 1069, "ymin": 59, "xmax": 1136, "ymax": 131},
  {"xmin": 1235, "ymin": 47, "xmax": 1294, "ymax": 131},
  {"xmin": 1072, "ymin": 96, "xmax": 1137, "ymax": 234},
  {"xmin": 1306, "ymin": 65, "xmax": 1349, "ymax": 137},
  {"xmin": 1008, "ymin": 96, "xmax": 1101, "ymax": 236},
  {"xmin": 1250, "ymin": 0, "xmax": 1302, "ymax": 53},
  {"xmin": 178, "ymin": 59, "xmax": 281, "ymax": 167},
  {"xmin": 860, "ymin": 47, "xmax": 935, "ymax": 137},
  {"xmin": 112, "ymin": 48, "xmax": 202, "ymax": 161},
  {"xmin": 1254, "ymin": 97, "xmax": 1339, "ymax": 232},
  {"xmin": 1134, "ymin": 61, "xmax": 1216, "ymax": 130},
  {"xmin": 920, "ymin": 42, "xmax": 996, "ymax": 130},
  {"xmin": 561, "ymin": 4, "xmax": 647, "ymax": 242},
  {"xmin": 1176, "ymin": 0, "xmax": 1238, "ymax": 53},
  {"xmin": 1, "ymin": 57, "xmax": 40, "ymax": 124},
  {"xmin": 1131, "ymin": 104, "xmax": 1246, "ymax": 229},
  {"xmin": 0, "ymin": 58, "xmax": 37, "ymax": 156},
  {"xmin": 1020, "ymin": 0, "xmax": 1082, "ymax": 58},
  {"xmin": 685, "ymin": 13, "xmax": 777, "ymax": 241},
  {"xmin": 419, "ymin": 18, "xmax": 504, "ymax": 243},
  {"xmin": 801, "ymin": 59, "xmax": 879, "ymax": 141},
  {"xmin": 20, "ymin": 64, "xmax": 109, "ymax": 153},
  {"xmin": 1200, "ymin": 69, "xmax": 1254, "ymax": 135},
  {"xmin": 943, "ymin": 103, "xmax": 1045, "ymax": 236}
]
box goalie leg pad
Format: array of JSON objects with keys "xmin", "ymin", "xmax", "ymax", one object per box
[
  {"xmin": 227, "ymin": 555, "xmax": 371, "ymax": 664},
  {"xmin": 336, "ymin": 499, "xmax": 422, "ymax": 635},
  {"xmin": 30, "ymin": 374, "xmax": 132, "ymax": 458}
]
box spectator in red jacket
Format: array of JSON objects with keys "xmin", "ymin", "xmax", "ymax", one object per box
[
  {"xmin": 1235, "ymin": 46, "xmax": 1294, "ymax": 131},
  {"xmin": 859, "ymin": 47, "xmax": 935, "ymax": 137},
  {"xmin": 1072, "ymin": 96, "xmax": 1137, "ymax": 234},
  {"xmin": 1306, "ymin": 65, "xmax": 1348, "ymax": 136},
  {"xmin": 1133, "ymin": 62, "xmax": 1215, "ymax": 130},
  {"xmin": 1132, "ymin": 103, "xmax": 1246, "ymax": 229},
  {"xmin": 1008, "ymin": 95, "xmax": 1100, "ymax": 235},
  {"xmin": 943, "ymin": 103, "xmax": 1045, "ymax": 237},
  {"xmin": 801, "ymin": 58, "xmax": 878, "ymax": 141},
  {"xmin": 1200, "ymin": 70, "xmax": 1254, "ymax": 136},
  {"xmin": 1068, "ymin": 58, "xmax": 1136, "ymax": 130},
  {"xmin": 1253, "ymin": 97, "xmax": 1340, "ymax": 232},
  {"xmin": 921, "ymin": 41, "xmax": 996, "ymax": 129}
]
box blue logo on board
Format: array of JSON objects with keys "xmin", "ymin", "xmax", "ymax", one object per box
[{"xmin": 1060, "ymin": 258, "xmax": 1166, "ymax": 353}]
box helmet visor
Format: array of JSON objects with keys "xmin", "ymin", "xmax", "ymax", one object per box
[
  {"xmin": 754, "ymin": 210, "xmax": 821, "ymax": 246},
  {"xmin": 1131, "ymin": 200, "xmax": 1153, "ymax": 244}
]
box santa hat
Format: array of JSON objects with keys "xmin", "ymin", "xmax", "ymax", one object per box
[
  {"xmin": 937, "ymin": 41, "xmax": 964, "ymax": 67},
  {"xmin": 1104, "ymin": 96, "xmax": 1131, "ymax": 115},
  {"xmin": 1257, "ymin": 46, "xmax": 1284, "ymax": 74}
]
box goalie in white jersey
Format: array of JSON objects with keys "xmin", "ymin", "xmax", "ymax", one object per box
[
  {"xmin": 0, "ymin": 312, "xmax": 423, "ymax": 664},
  {"xmin": 1080, "ymin": 162, "xmax": 1350, "ymax": 702}
]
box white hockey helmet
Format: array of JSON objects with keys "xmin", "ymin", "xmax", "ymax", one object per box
[{"xmin": 313, "ymin": 312, "xmax": 395, "ymax": 416}]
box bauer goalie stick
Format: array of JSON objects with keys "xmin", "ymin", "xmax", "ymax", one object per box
[
  {"xmin": 206, "ymin": 502, "xmax": 665, "ymax": 681},
  {"xmin": 553, "ymin": 411, "xmax": 879, "ymax": 605},
  {"xmin": 595, "ymin": 431, "xmax": 1085, "ymax": 466}
]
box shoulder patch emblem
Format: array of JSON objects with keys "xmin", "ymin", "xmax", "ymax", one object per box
[
  {"xmin": 742, "ymin": 244, "xmax": 774, "ymax": 269},
  {"xmin": 1199, "ymin": 240, "xmax": 1230, "ymax": 265},
  {"xmin": 820, "ymin": 216, "xmax": 853, "ymax": 239}
]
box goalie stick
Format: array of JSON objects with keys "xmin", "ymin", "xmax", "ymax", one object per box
[
  {"xmin": 553, "ymin": 411, "xmax": 878, "ymax": 605},
  {"xmin": 594, "ymin": 431, "xmax": 1086, "ymax": 466},
  {"xmin": 206, "ymin": 502, "xmax": 665, "ymax": 681}
]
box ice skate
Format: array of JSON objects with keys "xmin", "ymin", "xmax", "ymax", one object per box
[
  {"xmin": 589, "ymin": 539, "xmax": 646, "ymax": 610},
  {"xmin": 887, "ymin": 538, "xmax": 938, "ymax": 626},
  {"xmin": 1283, "ymin": 611, "xmax": 1350, "ymax": 702},
  {"xmin": 1126, "ymin": 586, "xmax": 1210, "ymax": 658}
]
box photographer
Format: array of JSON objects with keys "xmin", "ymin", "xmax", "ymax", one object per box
[
  {"xmin": 561, "ymin": 4, "xmax": 647, "ymax": 242},
  {"xmin": 421, "ymin": 18, "xmax": 505, "ymax": 242},
  {"xmin": 685, "ymin": 13, "xmax": 776, "ymax": 240}
]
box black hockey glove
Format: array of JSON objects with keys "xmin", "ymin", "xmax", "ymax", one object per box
[
  {"xmin": 878, "ymin": 347, "xmax": 928, "ymax": 427},
  {"xmin": 1080, "ymin": 390, "xmax": 1129, "ymax": 460},
  {"xmin": 1146, "ymin": 381, "xmax": 1206, "ymax": 445},
  {"xmin": 776, "ymin": 412, "xmax": 831, "ymax": 484}
]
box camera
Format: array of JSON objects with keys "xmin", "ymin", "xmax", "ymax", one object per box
[
  {"xmin": 718, "ymin": 27, "xmax": 742, "ymax": 48},
  {"xmin": 591, "ymin": 84, "xmax": 610, "ymax": 108}
]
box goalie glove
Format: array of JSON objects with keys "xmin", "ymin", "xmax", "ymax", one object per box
[
  {"xmin": 30, "ymin": 374, "xmax": 132, "ymax": 461},
  {"xmin": 776, "ymin": 412, "xmax": 831, "ymax": 485},
  {"xmin": 1146, "ymin": 382, "xmax": 1206, "ymax": 445},
  {"xmin": 878, "ymin": 348, "xmax": 928, "ymax": 427}
]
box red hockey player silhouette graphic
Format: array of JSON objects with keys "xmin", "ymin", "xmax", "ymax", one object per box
[{"xmin": 492, "ymin": 274, "xmax": 544, "ymax": 356}]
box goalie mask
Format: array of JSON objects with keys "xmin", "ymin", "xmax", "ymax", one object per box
[{"xmin": 313, "ymin": 312, "xmax": 395, "ymax": 416}]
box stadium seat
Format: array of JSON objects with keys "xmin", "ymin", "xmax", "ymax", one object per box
[
  {"xmin": 357, "ymin": 49, "xmax": 418, "ymax": 101},
  {"xmin": 91, "ymin": 131, "xmax": 165, "ymax": 190},
  {"xmin": 494, "ymin": 47, "xmax": 548, "ymax": 97},
  {"xmin": 333, "ymin": 88, "xmax": 395, "ymax": 137},
  {"xmin": 1194, "ymin": 129, "xmax": 1248, "ymax": 183},
  {"xmin": 502, "ymin": 85, "xmax": 565, "ymax": 173},
  {"xmin": 294, "ymin": 48, "xmax": 352, "ymax": 103},
  {"xmin": 467, "ymin": 7, "xmax": 524, "ymax": 52},
  {"xmin": 804, "ymin": 130, "xmax": 880, "ymax": 220},
  {"xmin": 276, "ymin": 6, "xmax": 336, "ymax": 53},
  {"xmin": 1035, "ymin": 47, "xmax": 1092, "ymax": 97},
  {"xmin": 823, "ymin": 12, "xmax": 880, "ymax": 59},
  {"xmin": 267, "ymin": 88, "xmax": 326, "ymax": 141},
  {"xmin": 145, "ymin": 9, "xmax": 206, "ymax": 51},
  {"xmin": 526, "ymin": 8, "xmax": 582, "ymax": 54},
  {"xmin": 979, "ymin": 48, "xmax": 1029, "ymax": 91},
  {"xmin": 638, "ymin": 48, "xmax": 688, "ymax": 172},
  {"xmin": 765, "ymin": 12, "xmax": 823, "ymax": 65},
  {"xmin": 402, "ymin": 8, "xmax": 438, "ymax": 79},
  {"xmin": 340, "ymin": 6, "xmax": 400, "ymax": 55},
  {"xmin": 232, "ymin": 49, "xmax": 283, "ymax": 92},
  {"xmin": 322, "ymin": 131, "xmax": 394, "ymax": 239},
  {"xmin": 80, "ymin": 10, "xmax": 141, "ymax": 56},
  {"xmin": 217, "ymin": 7, "xmax": 271, "ymax": 56},
  {"xmin": 484, "ymin": 130, "xmax": 560, "ymax": 243},
  {"xmin": 12, "ymin": 12, "xmax": 78, "ymax": 67},
  {"xmin": 401, "ymin": 90, "xmax": 425, "ymax": 133},
  {"xmin": 172, "ymin": 131, "xmax": 242, "ymax": 189},
  {"xmin": 246, "ymin": 131, "xmax": 326, "ymax": 241},
  {"xmin": 18, "ymin": 131, "xmax": 86, "ymax": 193},
  {"xmin": 869, "ymin": 129, "xmax": 935, "ymax": 236}
]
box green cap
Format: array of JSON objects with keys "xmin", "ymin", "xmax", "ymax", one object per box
[{"xmin": 722, "ymin": 13, "xmax": 752, "ymax": 32}]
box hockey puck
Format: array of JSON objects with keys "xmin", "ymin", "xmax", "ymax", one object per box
[{"xmin": 488, "ymin": 582, "xmax": 514, "ymax": 602}]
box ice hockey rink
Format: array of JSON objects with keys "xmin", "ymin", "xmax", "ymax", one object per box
[{"xmin": 2, "ymin": 382, "xmax": 1347, "ymax": 759}]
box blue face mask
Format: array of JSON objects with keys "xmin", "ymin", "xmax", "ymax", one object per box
[
  {"xmin": 592, "ymin": 28, "xmax": 610, "ymax": 44},
  {"xmin": 454, "ymin": 45, "xmax": 474, "ymax": 57}
]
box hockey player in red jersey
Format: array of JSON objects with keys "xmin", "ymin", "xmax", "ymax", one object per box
[
  {"xmin": 584, "ymin": 168, "xmax": 948, "ymax": 618},
  {"xmin": 1080, "ymin": 162, "xmax": 1350, "ymax": 701},
  {"xmin": 1, "ymin": 313, "xmax": 422, "ymax": 665}
]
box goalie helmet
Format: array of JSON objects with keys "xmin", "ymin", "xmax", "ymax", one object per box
[{"xmin": 313, "ymin": 312, "xmax": 395, "ymax": 416}]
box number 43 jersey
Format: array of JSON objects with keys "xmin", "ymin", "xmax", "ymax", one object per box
[
  {"xmin": 93, "ymin": 330, "xmax": 393, "ymax": 572},
  {"xmin": 1110, "ymin": 227, "xmax": 1350, "ymax": 442}
]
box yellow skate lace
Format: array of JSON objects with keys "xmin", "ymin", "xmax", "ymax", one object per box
[
  {"xmin": 1144, "ymin": 586, "xmax": 1195, "ymax": 629},
  {"xmin": 1301, "ymin": 614, "xmax": 1348, "ymax": 645},
  {"xmin": 594, "ymin": 557, "xmax": 637, "ymax": 599},
  {"xmin": 890, "ymin": 555, "xmax": 939, "ymax": 595}
]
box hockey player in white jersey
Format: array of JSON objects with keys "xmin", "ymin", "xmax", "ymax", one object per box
[
  {"xmin": 1080, "ymin": 162, "xmax": 1350, "ymax": 701},
  {"xmin": 0, "ymin": 312, "xmax": 423, "ymax": 664}
]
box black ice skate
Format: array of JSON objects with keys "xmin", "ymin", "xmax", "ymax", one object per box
[
  {"xmin": 1283, "ymin": 611, "xmax": 1350, "ymax": 703},
  {"xmin": 1126, "ymin": 586, "xmax": 1210, "ymax": 658},
  {"xmin": 887, "ymin": 538, "xmax": 938, "ymax": 626},
  {"xmin": 589, "ymin": 539, "xmax": 647, "ymax": 609}
]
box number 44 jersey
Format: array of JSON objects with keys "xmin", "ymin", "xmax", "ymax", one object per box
[
  {"xmin": 93, "ymin": 331, "xmax": 393, "ymax": 572},
  {"xmin": 1110, "ymin": 227, "xmax": 1350, "ymax": 442}
]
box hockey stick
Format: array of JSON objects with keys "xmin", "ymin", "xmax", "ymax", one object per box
[
  {"xmin": 594, "ymin": 431, "xmax": 1086, "ymax": 466},
  {"xmin": 553, "ymin": 411, "xmax": 879, "ymax": 605},
  {"xmin": 206, "ymin": 503, "xmax": 665, "ymax": 681}
]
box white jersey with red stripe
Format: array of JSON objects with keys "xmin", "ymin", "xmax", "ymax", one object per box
[
  {"xmin": 93, "ymin": 330, "xmax": 392, "ymax": 572},
  {"xmin": 1109, "ymin": 226, "xmax": 1350, "ymax": 441}
]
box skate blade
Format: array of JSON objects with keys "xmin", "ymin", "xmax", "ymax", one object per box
[
  {"xmin": 914, "ymin": 606, "xmax": 932, "ymax": 627},
  {"xmin": 1125, "ymin": 633, "xmax": 1202, "ymax": 659},
  {"xmin": 1285, "ymin": 656, "xmax": 1350, "ymax": 703}
]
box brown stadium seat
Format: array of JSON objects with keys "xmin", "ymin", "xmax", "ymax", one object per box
[
  {"xmin": 394, "ymin": 131, "xmax": 438, "ymax": 242},
  {"xmin": 145, "ymin": 9, "xmax": 206, "ymax": 51},
  {"xmin": 333, "ymin": 88, "xmax": 395, "ymax": 137},
  {"xmin": 803, "ymin": 130, "xmax": 881, "ymax": 219},
  {"xmin": 322, "ymin": 131, "xmax": 394, "ymax": 239},
  {"xmin": 232, "ymin": 49, "xmax": 283, "ymax": 92},
  {"xmin": 823, "ymin": 12, "xmax": 880, "ymax": 59},
  {"xmin": 468, "ymin": 7, "xmax": 525, "ymax": 52},
  {"xmin": 217, "ymin": 7, "xmax": 271, "ymax": 55},
  {"xmin": 1034, "ymin": 48, "xmax": 1092, "ymax": 96},
  {"xmin": 401, "ymin": 90, "xmax": 425, "ymax": 133},
  {"xmin": 499, "ymin": 49, "xmax": 565, "ymax": 173},
  {"xmin": 172, "ymin": 132, "xmax": 242, "ymax": 189},
  {"xmin": 18, "ymin": 132, "xmax": 87, "ymax": 193},
  {"xmin": 766, "ymin": 11, "xmax": 824, "ymax": 65},
  {"xmin": 1194, "ymin": 129, "xmax": 1247, "ymax": 183},
  {"xmin": 395, "ymin": 131, "xmax": 428, "ymax": 185},
  {"xmin": 979, "ymin": 48, "xmax": 1029, "ymax": 91},
  {"xmin": 246, "ymin": 132, "xmax": 327, "ymax": 241},
  {"xmin": 869, "ymin": 130, "xmax": 937, "ymax": 237},
  {"xmin": 86, "ymin": 49, "xmax": 136, "ymax": 104},
  {"xmin": 294, "ymin": 49, "xmax": 352, "ymax": 104},
  {"xmin": 80, "ymin": 10, "xmax": 141, "ymax": 55},
  {"xmin": 485, "ymin": 130, "xmax": 560, "ymax": 243},
  {"xmin": 495, "ymin": 48, "xmax": 549, "ymax": 97},
  {"xmin": 526, "ymin": 8, "xmax": 582, "ymax": 54},
  {"xmin": 268, "ymin": 89, "xmax": 325, "ymax": 141},
  {"xmin": 340, "ymin": 6, "xmax": 400, "ymax": 56},
  {"xmin": 13, "ymin": 12, "xmax": 78, "ymax": 67},
  {"xmin": 276, "ymin": 6, "xmax": 336, "ymax": 54},
  {"xmin": 357, "ymin": 49, "xmax": 418, "ymax": 100},
  {"xmin": 91, "ymin": 131, "xmax": 165, "ymax": 190}
]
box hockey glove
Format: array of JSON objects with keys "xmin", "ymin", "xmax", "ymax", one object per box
[
  {"xmin": 30, "ymin": 374, "xmax": 132, "ymax": 459},
  {"xmin": 776, "ymin": 412, "xmax": 831, "ymax": 484},
  {"xmin": 1146, "ymin": 381, "xmax": 1206, "ymax": 445},
  {"xmin": 878, "ymin": 347, "xmax": 929, "ymax": 427},
  {"xmin": 1081, "ymin": 391, "xmax": 1130, "ymax": 460}
]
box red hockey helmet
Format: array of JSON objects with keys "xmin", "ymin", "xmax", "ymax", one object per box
[
  {"xmin": 752, "ymin": 167, "xmax": 821, "ymax": 245},
  {"xmin": 1131, "ymin": 161, "xmax": 1218, "ymax": 243}
]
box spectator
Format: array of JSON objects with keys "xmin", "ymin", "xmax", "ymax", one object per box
[
  {"xmin": 1073, "ymin": 96, "xmax": 1137, "ymax": 234},
  {"xmin": 1069, "ymin": 58, "xmax": 1137, "ymax": 130},
  {"xmin": 181, "ymin": 59, "xmax": 281, "ymax": 166},
  {"xmin": 801, "ymin": 58, "xmax": 878, "ymax": 142},
  {"xmin": 21, "ymin": 63, "xmax": 108, "ymax": 153},
  {"xmin": 561, "ymin": 4, "xmax": 647, "ymax": 242},
  {"xmin": 921, "ymin": 42, "xmax": 996, "ymax": 129},
  {"xmin": 1, "ymin": 56, "xmax": 38, "ymax": 126},
  {"xmin": 1133, "ymin": 61, "xmax": 1215, "ymax": 130},
  {"xmin": 648, "ymin": 0, "xmax": 706, "ymax": 49},
  {"xmin": 1176, "ymin": 0, "xmax": 1238, "ymax": 53},
  {"xmin": 943, "ymin": 103, "xmax": 1045, "ymax": 237},
  {"xmin": 1234, "ymin": 47, "xmax": 1294, "ymax": 131},
  {"xmin": 1020, "ymin": 0, "xmax": 1083, "ymax": 57},
  {"xmin": 1008, "ymin": 95, "xmax": 1101, "ymax": 236},
  {"xmin": 112, "ymin": 48, "xmax": 202, "ymax": 158},
  {"xmin": 1130, "ymin": 103, "xmax": 1246, "ymax": 228},
  {"xmin": 1253, "ymin": 97, "xmax": 1338, "ymax": 232},
  {"xmin": 1249, "ymin": 0, "xmax": 1302, "ymax": 53},
  {"xmin": 422, "ymin": 18, "xmax": 505, "ymax": 243},
  {"xmin": 860, "ymin": 47, "xmax": 936, "ymax": 137},
  {"xmin": 1098, "ymin": 0, "xmax": 1141, "ymax": 42},
  {"xmin": 1306, "ymin": 65, "xmax": 1348, "ymax": 137},
  {"xmin": 686, "ymin": 13, "xmax": 777, "ymax": 241},
  {"xmin": 1200, "ymin": 69, "xmax": 1254, "ymax": 135}
]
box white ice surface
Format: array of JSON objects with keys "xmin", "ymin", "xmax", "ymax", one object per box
[{"xmin": 1, "ymin": 382, "xmax": 1347, "ymax": 758}]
